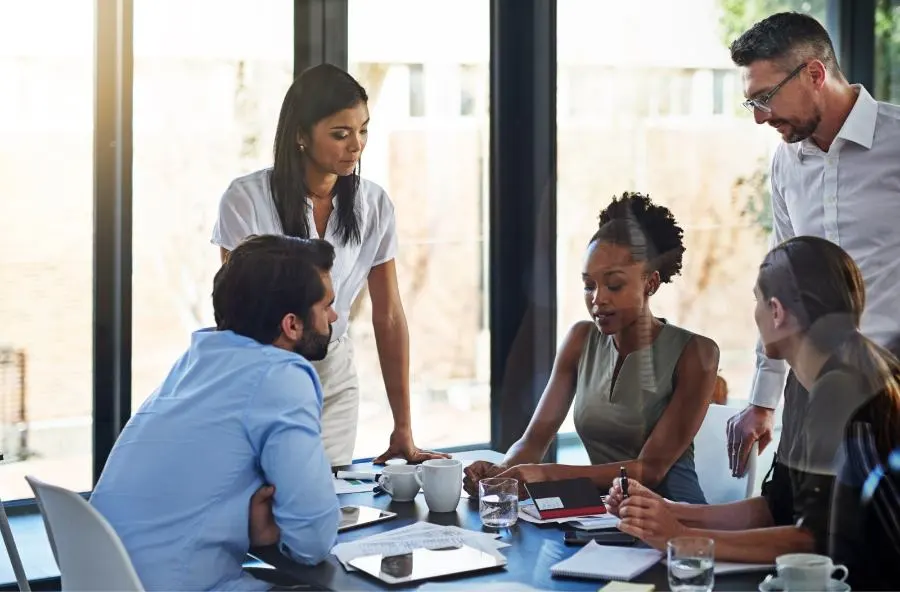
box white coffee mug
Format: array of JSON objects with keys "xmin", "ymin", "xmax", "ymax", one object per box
[
  {"xmin": 775, "ymin": 553, "xmax": 848, "ymax": 591},
  {"xmin": 414, "ymin": 458, "xmax": 462, "ymax": 513},
  {"xmin": 378, "ymin": 465, "xmax": 420, "ymax": 502}
]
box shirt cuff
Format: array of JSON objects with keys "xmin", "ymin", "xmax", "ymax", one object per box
[{"xmin": 749, "ymin": 365, "xmax": 786, "ymax": 409}]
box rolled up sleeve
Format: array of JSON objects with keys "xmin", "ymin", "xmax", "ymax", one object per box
[{"xmin": 244, "ymin": 360, "xmax": 340, "ymax": 564}]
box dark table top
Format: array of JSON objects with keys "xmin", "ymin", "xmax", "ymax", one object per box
[{"xmin": 253, "ymin": 450, "xmax": 770, "ymax": 591}]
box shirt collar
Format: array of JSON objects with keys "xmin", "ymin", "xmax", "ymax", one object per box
[
  {"xmin": 793, "ymin": 84, "xmax": 878, "ymax": 161},
  {"xmin": 835, "ymin": 84, "xmax": 878, "ymax": 149}
]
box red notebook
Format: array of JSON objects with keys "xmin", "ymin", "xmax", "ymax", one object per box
[{"xmin": 524, "ymin": 477, "xmax": 607, "ymax": 520}]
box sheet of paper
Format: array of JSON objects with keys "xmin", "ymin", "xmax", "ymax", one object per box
[
  {"xmin": 570, "ymin": 514, "xmax": 620, "ymax": 530},
  {"xmin": 332, "ymin": 522, "xmax": 508, "ymax": 571},
  {"xmin": 332, "ymin": 476, "xmax": 377, "ymax": 494}
]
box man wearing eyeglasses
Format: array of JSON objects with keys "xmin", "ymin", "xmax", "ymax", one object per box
[{"xmin": 725, "ymin": 12, "xmax": 900, "ymax": 478}]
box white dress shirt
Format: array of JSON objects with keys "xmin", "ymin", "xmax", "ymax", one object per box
[
  {"xmin": 211, "ymin": 169, "xmax": 398, "ymax": 343},
  {"xmin": 750, "ymin": 85, "xmax": 900, "ymax": 408}
]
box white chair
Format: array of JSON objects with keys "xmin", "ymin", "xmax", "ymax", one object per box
[
  {"xmin": 0, "ymin": 494, "xmax": 30, "ymax": 591},
  {"xmin": 693, "ymin": 404, "xmax": 757, "ymax": 504},
  {"xmin": 25, "ymin": 476, "xmax": 143, "ymax": 591}
]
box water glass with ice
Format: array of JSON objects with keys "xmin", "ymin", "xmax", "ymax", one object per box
[
  {"xmin": 667, "ymin": 536, "xmax": 714, "ymax": 592},
  {"xmin": 478, "ymin": 477, "xmax": 518, "ymax": 528}
]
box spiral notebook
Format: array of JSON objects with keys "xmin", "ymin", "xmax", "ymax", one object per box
[{"xmin": 550, "ymin": 540, "xmax": 662, "ymax": 581}]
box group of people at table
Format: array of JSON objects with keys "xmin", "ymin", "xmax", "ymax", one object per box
[{"xmin": 76, "ymin": 11, "xmax": 900, "ymax": 591}]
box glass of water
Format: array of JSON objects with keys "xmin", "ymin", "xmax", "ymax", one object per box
[
  {"xmin": 478, "ymin": 477, "xmax": 518, "ymax": 528},
  {"xmin": 667, "ymin": 536, "xmax": 714, "ymax": 592}
]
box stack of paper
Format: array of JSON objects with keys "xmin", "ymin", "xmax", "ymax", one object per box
[
  {"xmin": 550, "ymin": 540, "xmax": 662, "ymax": 581},
  {"xmin": 331, "ymin": 522, "xmax": 509, "ymax": 571}
]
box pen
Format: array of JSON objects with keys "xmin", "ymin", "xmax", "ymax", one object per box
[{"xmin": 620, "ymin": 466, "xmax": 629, "ymax": 499}]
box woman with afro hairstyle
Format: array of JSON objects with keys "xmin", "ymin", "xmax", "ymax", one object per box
[{"xmin": 464, "ymin": 192, "xmax": 719, "ymax": 503}]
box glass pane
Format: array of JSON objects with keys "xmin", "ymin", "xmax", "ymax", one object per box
[
  {"xmin": 875, "ymin": 0, "xmax": 900, "ymax": 102},
  {"xmin": 131, "ymin": 1, "xmax": 292, "ymax": 409},
  {"xmin": 556, "ymin": 0, "xmax": 830, "ymax": 434},
  {"xmin": 348, "ymin": 0, "xmax": 491, "ymax": 455},
  {"xmin": 0, "ymin": 1, "xmax": 94, "ymax": 501}
]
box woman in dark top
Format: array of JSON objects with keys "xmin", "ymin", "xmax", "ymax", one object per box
[{"xmin": 604, "ymin": 236, "xmax": 900, "ymax": 588}]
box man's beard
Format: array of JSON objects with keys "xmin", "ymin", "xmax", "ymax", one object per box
[
  {"xmin": 774, "ymin": 109, "xmax": 821, "ymax": 143},
  {"xmin": 294, "ymin": 325, "xmax": 333, "ymax": 361}
]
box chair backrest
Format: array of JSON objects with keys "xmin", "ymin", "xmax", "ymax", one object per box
[
  {"xmin": 0, "ymin": 495, "xmax": 31, "ymax": 592},
  {"xmin": 694, "ymin": 404, "xmax": 757, "ymax": 504},
  {"xmin": 25, "ymin": 476, "xmax": 143, "ymax": 592}
]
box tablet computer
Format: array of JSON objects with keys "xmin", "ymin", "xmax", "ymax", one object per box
[
  {"xmin": 338, "ymin": 505, "xmax": 397, "ymax": 532},
  {"xmin": 348, "ymin": 544, "xmax": 507, "ymax": 585}
]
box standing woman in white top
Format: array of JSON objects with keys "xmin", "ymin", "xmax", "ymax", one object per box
[{"xmin": 211, "ymin": 63, "xmax": 446, "ymax": 466}]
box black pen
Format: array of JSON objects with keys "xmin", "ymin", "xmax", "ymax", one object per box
[{"xmin": 620, "ymin": 466, "xmax": 629, "ymax": 499}]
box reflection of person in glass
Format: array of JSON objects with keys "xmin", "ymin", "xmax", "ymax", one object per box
[
  {"xmin": 212, "ymin": 64, "xmax": 447, "ymax": 466},
  {"xmin": 380, "ymin": 552, "xmax": 414, "ymax": 579},
  {"xmin": 607, "ymin": 237, "xmax": 900, "ymax": 590}
]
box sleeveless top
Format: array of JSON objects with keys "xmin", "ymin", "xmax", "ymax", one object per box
[{"xmin": 573, "ymin": 321, "xmax": 707, "ymax": 504}]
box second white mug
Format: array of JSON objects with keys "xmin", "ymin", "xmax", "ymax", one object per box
[{"xmin": 414, "ymin": 458, "xmax": 462, "ymax": 513}]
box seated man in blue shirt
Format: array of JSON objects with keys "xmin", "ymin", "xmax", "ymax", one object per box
[{"xmin": 91, "ymin": 235, "xmax": 341, "ymax": 591}]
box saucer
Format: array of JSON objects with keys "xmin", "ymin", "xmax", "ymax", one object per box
[{"xmin": 759, "ymin": 575, "xmax": 850, "ymax": 592}]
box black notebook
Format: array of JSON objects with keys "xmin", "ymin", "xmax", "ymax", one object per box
[{"xmin": 524, "ymin": 477, "xmax": 607, "ymax": 520}]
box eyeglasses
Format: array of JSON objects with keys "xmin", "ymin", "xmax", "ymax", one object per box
[{"xmin": 741, "ymin": 63, "xmax": 807, "ymax": 114}]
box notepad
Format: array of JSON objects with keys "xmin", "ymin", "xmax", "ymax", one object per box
[
  {"xmin": 550, "ymin": 540, "xmax": 662, "ymax": 581},
  {"xmin": 599, "ymin": 582, "xmax": 655, "ymax": 592}
]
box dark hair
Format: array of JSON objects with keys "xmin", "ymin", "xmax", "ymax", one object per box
[
  {"xmin": 589, "ymin": 191, "xmax": 685, "ymax": 283},
  {"xmin": 213, "ymin": 235, "xmax": 336, "ymax": 344},
  {"xmin": 270, "ymin": 63, "xmax": 368, "ymax": 245},
  {"xmin": 730, "ymin": 12, "xmax": 841, "ymax": 75},
  {"xmin": 757, "ymin": 236, "xmax": 900, "ymax": 457}
]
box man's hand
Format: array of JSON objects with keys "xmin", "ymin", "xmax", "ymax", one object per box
[
  {"xmin": 617, "ymin": 490, "xmax": 685, "ymax": 551},
  {"xmin": 372, "ymin": 428, "xmax": 451, "ymax": 465},
  {"xmin": 726, "ymin": 404, "xmax": 775, "ymax": 477},
  {"xmin": 605, "ymin": 477, "xmax": 661, "ymax": 518},
  {"xmin": 463, "ymin": 461, "xmax": 506, "ymax": 496},
  {"xmin": 496, "ymin": 464, "xmax": 554, "ymax": 499},
  {"xmin": 249, "ymin": 485, "xmax": 280, "ymax": 547}
]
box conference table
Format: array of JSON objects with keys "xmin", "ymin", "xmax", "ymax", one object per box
[{"xmin": 252, "ymin": 450, "xmax": 769, "ymax": 591}]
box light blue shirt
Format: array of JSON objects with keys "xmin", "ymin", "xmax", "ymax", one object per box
[{"xmin": 90, "ymin": 329, "xmax": 340, "ymax": 591}]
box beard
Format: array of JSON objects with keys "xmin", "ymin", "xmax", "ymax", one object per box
[
  {"xmin": 771, "ymin": 109, "xmax": 821, "ymax": 143},
  {"xmin": 293, "ymin": 324, "xmax": 333, "ymax": 361}
]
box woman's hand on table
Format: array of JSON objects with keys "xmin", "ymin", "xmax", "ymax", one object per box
[{"xmin": 463, "ymin": 461, "xmax": 506, "ymax": 496}]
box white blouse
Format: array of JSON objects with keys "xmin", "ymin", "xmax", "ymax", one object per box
[{"xmin": 211, "ymin": 168, "xmax": 398, "ymax": 342}]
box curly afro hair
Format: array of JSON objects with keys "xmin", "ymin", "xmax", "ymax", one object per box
[{"xmin": 589, "ymin": 191, "xmax": 685, "ymax": 284}]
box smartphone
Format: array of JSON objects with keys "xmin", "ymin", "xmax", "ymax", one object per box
[
  {"xmin": 563, "ymin": 530, "xmax": 637, "ymax": 546},
  {"xmin": 338, "ymin": 505, "xmax": 397, "ymax": 532}
]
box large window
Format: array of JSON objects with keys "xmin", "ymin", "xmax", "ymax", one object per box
[
  {"xmin": 347, "ymin": 0, "xmax": 491, "ymax": 455},
  {"xmin": 556, "ymin": 0, "xmax": 830, "ymax": 435},
  {"xmin": 131, "ymin": 0, "xmax": 292, "ymax": 408},
  {"xmin": 0, "ymin": 1, "xmax": 94, "ymax": 501},
  {"xmin": 876, "ymin": 0, "xmax": 900, "ymax": 102}
]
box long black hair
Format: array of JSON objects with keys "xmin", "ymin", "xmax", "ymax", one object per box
[{"xmin": 270, "ymin": 63, "xmax": 368, "ymax": 246}]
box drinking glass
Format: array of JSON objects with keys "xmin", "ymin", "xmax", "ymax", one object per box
[
  {"xmin": 667, "ymin": 536, "xmax": 715, "ymax": 592},
  {"xmin": 478, "ymin": 477, "xmax": 518, "ymax": 528}
]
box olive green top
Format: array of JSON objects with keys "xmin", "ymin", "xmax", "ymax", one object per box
[{"xmin": 573, "ymin": 321, "xmax": 705, "ymax": 503}]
